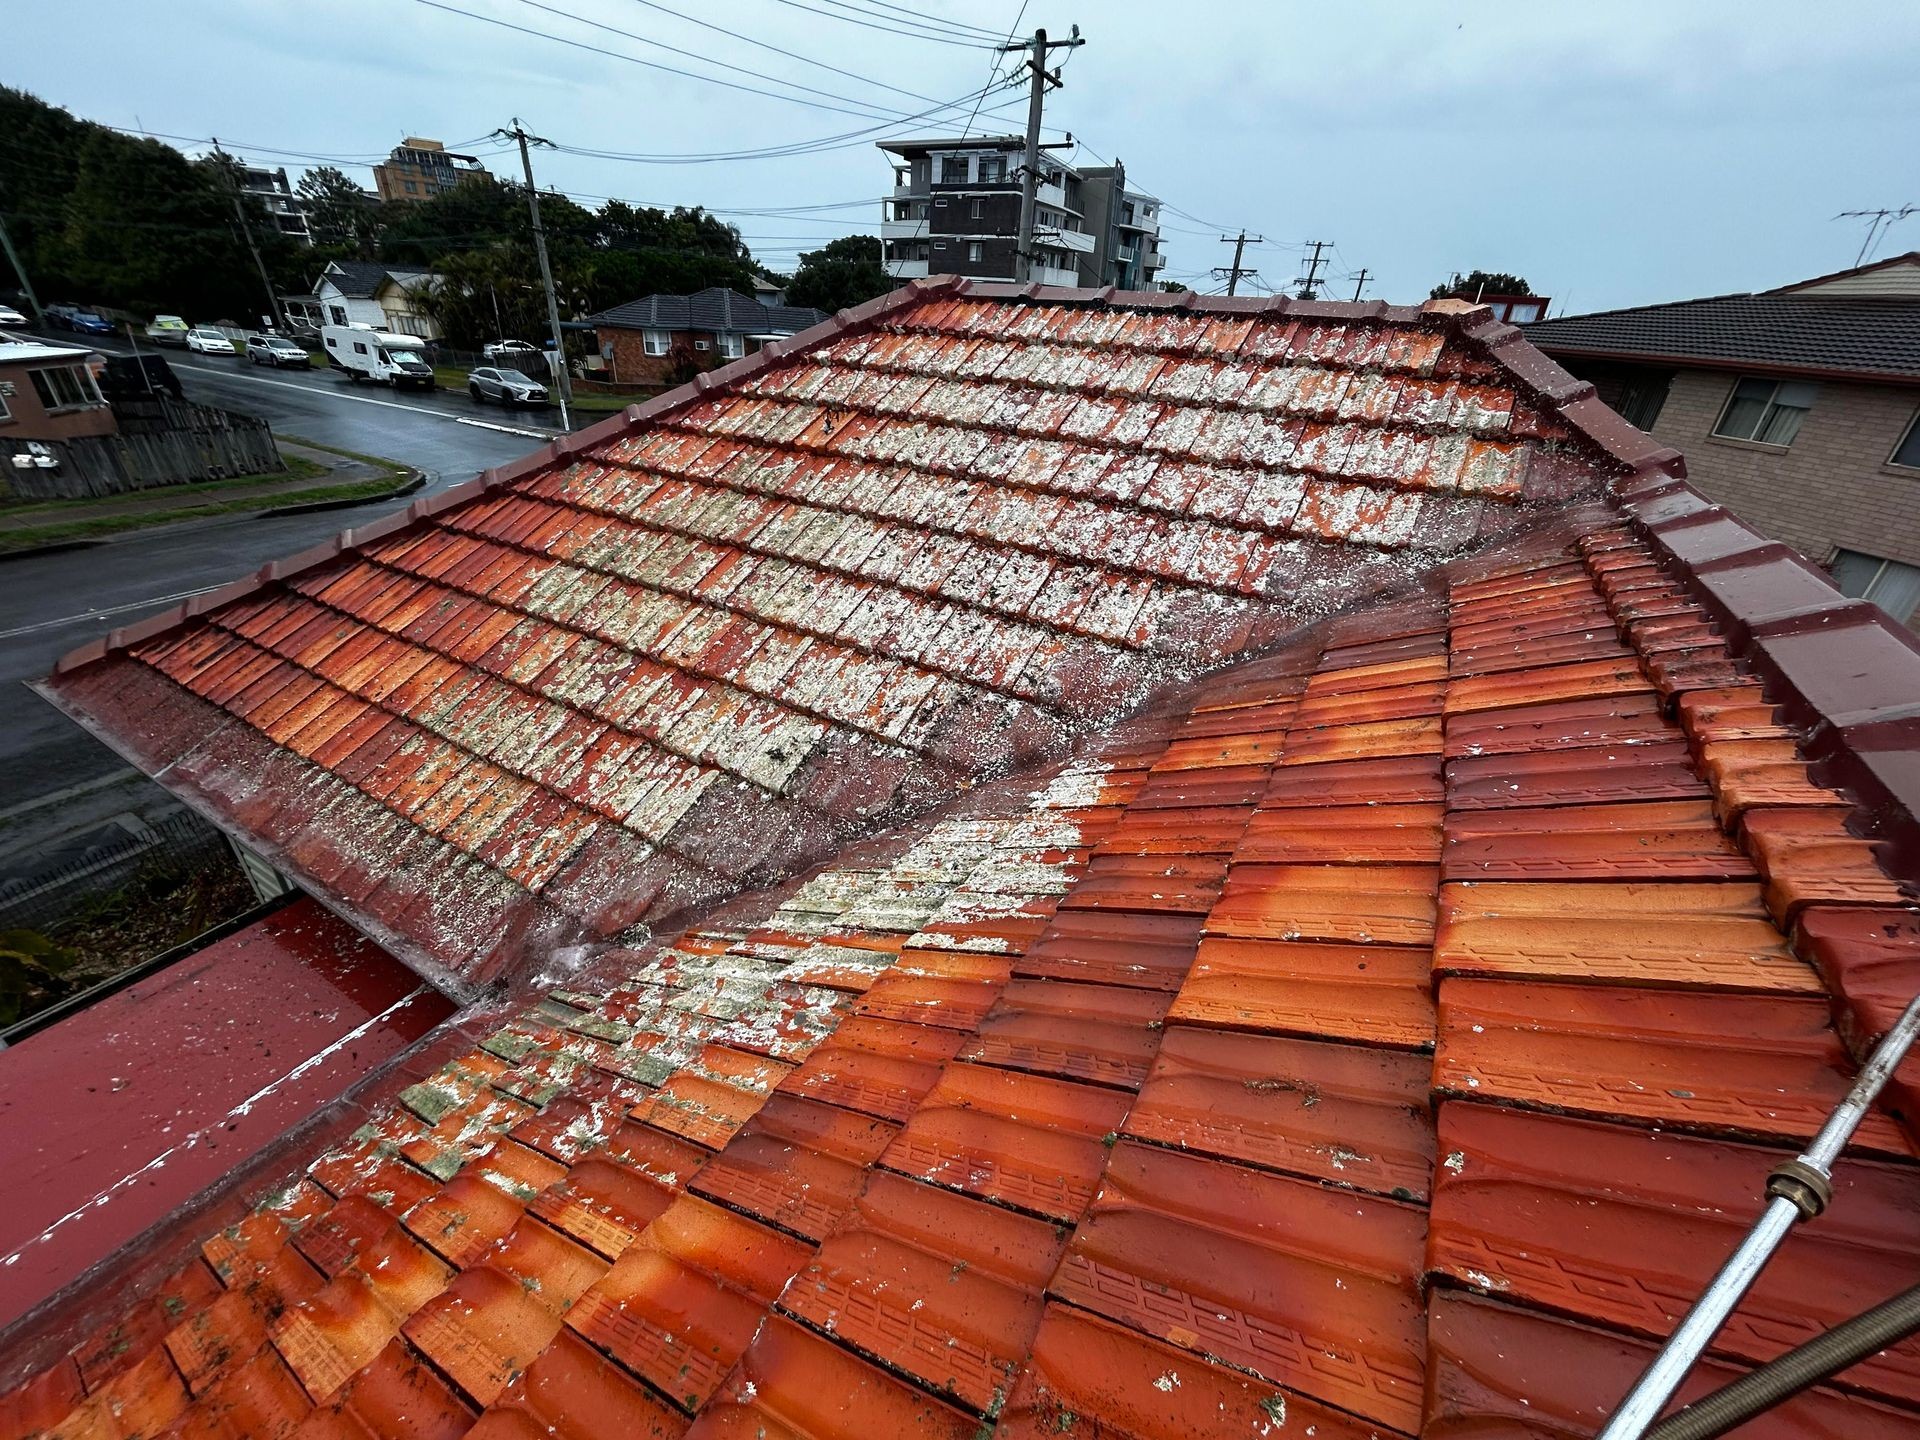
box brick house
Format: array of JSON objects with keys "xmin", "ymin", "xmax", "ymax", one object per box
[
  {"xmin": 586, "ymin": 286, "xmax": 828, "ymax": 387},
  {"xmin": 1525, "ymin": 251, "xmax": 1920, "ymax": 622},
  {"xmin": 0, "ymin": 339, "xmax": 114, "ymax": 441}
]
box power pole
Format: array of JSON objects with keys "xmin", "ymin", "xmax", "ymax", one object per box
[
  {"xmin": 1213, "ymin": 231, "xmax": 1264, "ymax": 297},
  {"xmin": 210, "ymin": 139, "xmax": 284, "ymax": 332},
  {"xmin": 1350, "ymin": 268, "xmax": 1372, "ymax": 302},
  {"xmin": 1297, "ymin": 239, "xmax": 1333, "ymax": 299},
  {"xmin": 496, "ymin": 119, "xmax": 574, "ymax": 431},
  {"xmin": 1002, "ymin": 25, "xmax": 1084, "ymax": 283},
  {"xmin": 0, "ymin": 205, "xmax": 41, "ymax": 325}
]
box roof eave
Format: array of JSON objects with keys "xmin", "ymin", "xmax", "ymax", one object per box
[{"xmin": 1529, "ymin": 339, "xmax": 1920, "ymax": 389}]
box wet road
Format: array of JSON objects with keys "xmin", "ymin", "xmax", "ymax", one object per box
[{"xmin": 0, "ymin": 336, "xmax": 569, "ymax": 881}]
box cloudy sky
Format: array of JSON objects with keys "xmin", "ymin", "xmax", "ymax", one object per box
[{"xmin": 12, "ymin": 0, "xmax": 1917, "ymax": 311}]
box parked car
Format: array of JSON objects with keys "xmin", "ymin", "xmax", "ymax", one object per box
[
  {"xmin": 42, "ymin": 302, "xmax": 77, "ymax": 327},
  {"xmin": 0, "ymin": 303, "xmax": 29, "ymax": 327},
  {"xmin": 186, "ymin": 327, "xmax": 236, "ymax": 355},
  {"xmin": 320, "ymin": 323, "xmax": 434, "ymax": 389},
  {"xmin": 146, "ymin": 315, "xmax": 190, "ymax": 347},
  {"xmin": 64, "ymin": 310, "xmax": 117, "ymax": 335},
  {"xmin": 483, "ymin": 339, "xmax": 543, "ymax": 366},
  {"xmin": 100, "ymin": 353, "xmax": 184, "ymax": 401},
  {"xmin": 245, "ymin": 333, "xmax": 312, "ymax": 368},
  {"xmin": 467, "ymin": 366, "xmax": 549, "ymax": 407}
]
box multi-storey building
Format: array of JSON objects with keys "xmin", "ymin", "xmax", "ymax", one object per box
[
  {"xmin": 232, "ymin": 161, "xmax": 311, "ymax": 243},
  {"xmin": 877, "ymin": 136, "xmax": 1167, "ymax": 289},
  {"xmin": 371, "ymin": 137, "xmax": 488, "ymax": 203}
]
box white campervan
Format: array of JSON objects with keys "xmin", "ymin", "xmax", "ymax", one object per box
[{"xmin": 320, "ymin": 324, "xmax": 435, "ymax": 391}]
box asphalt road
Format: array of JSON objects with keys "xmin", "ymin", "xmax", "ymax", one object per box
[{"xmin": 0, "ymin": 335, "xmax": 571, "ymax": 887}]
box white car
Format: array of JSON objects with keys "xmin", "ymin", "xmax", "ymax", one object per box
[
  {"xmin": 0, "ymin": 304, "xmax": 28, "ymax": 327},
  {"xmin": 186, "ymin": 327, "xmax": 236, "ymax": 355}
]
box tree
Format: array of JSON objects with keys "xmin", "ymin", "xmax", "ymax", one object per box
[
  {"xmin": 298, "ymin": 165, "xmax": 379, "ymax": 257},
  {"xmin": 1430, "ymin": 270, "xmax": 1533, "ymax": 300},
  {"xmin": 786, "ymin": 234, "xmax": 894, "ymax": 313}
]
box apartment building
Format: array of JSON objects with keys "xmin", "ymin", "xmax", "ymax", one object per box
[
  {"xmin": 233, "ymin": 161, "xmax": 310, "ymax": 243},
  {"xmin": 877, "ymin": 136, "xmax": 1167, "ymax": 288},
  {"xmin": 1526, "ymin": 251, "xmax": 1920, "ymax": 624},
  {"xmin": 372, "ymin": 137, "xmax": 489, "ymax": 203}
]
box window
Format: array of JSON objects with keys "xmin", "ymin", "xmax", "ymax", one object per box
[
  {"xmin": 1832, "ymin": 548, "xmax": 1920, "ymax": 623},
  {"xmin": 719, "ymin": 334, "xmax": 744, "ymax": 360},
  {"xmin": 1616, "ymin": 370, "xmax": 1673, "ymax": 432},
  {"xmin": 328, "ymin": 305, "xmax": 348, "ymax": 326},
  {"xmin": 694, "ymin": 339, "xmax": 710, "ymax": 351},
  {"xmin": 642, "ymin": 329, "xmax": 670, "ymax": 357},
  {"xmin": 967, "ymin": 242, "xmax": 983, "ymax": 264},
  {"xmin": 403, "ymin": 180, "xmax": 418, "ymax": 195},
  {"xmin": 0, "ymin": 385, "xmax": 11, "ymax": 424},
  {"xmin": 940, "ymin": 155, "xmax": 968, "ymax": 184},
  {"xmin": 893, "ymin": 200, "xmax": 914, "ymax": 221},
  {"xmin": 979, "ymin": 155, "xmax": 1004, "ymax": 183},
  {"xmin": 1712, "ymin": 376, "xmax": 1817, "ymax": 446},
  {"xmin": 969, "ymin": 198, "xmax": 983, "ymax": 220},
  {"xmin": 29, "ymin": 364, "xmax": 102, "ymax": 411},
  {"xmin": 1890, "ymin": 410, "xmax": 1920, "ymax": 470}
]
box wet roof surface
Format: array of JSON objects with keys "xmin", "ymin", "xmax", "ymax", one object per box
[
  {"xmin": 0, "ymin": 899, "xmax": 450, "ymax": 1333},
  {"xmin": 42, "ymin": 281, "xmax": 1640, "ymax": 993},
  {"xmin": 7, "ymin": 483, "xmax": 1920, "ymax": 1436}
]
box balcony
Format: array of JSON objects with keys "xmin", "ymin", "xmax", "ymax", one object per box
[
  {"xmin": 1038, "ymin": 227, "xmax": 1095, "ymax": 255},
  {"xmin": 885, "ymin": 258, "xmax": 931, "ymax": 279},
  {"xmin": 881, "ymin": 218, "xmax": 931, "ymax": 240},
  {"xmin": 1144, "ymin": 250, "xmax": 1168, "ymax": 271}
]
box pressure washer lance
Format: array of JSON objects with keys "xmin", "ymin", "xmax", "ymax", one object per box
[{"xmin": 1597, "ymin": 991, "xmax": 1920, "ymax": 1440}]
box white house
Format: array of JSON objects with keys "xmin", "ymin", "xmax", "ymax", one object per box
[{"xmin": 287, "ymin": 261, "xmax": 444, "ymax": 340}]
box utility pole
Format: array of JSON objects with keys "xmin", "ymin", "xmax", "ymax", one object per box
[
  {"xmin": 1836, "ymin": 205, "xmax": 1917, "ymax": 267},
  {"xmin": 1002, "ymin": 25, "xmax": 1084, "ymax": 283},
  {"xmin": 0, "ymin": 205, "xmax": 41, "ymax": 325},
  {"xmin": 496, "ymin": 118, "xmax": 574, "ymax": 431},
  {"xmin": 210, "ymin": 139, "xmax": 284, "ymax": 332},
  {"xmin": 1350, "ymin": 268, "xmax": 1372, "ymax": 302},
  {"xmin": 1297, "ymin": 239, "xmax": 1333, "ymax": 299},
  {"xmin": 1213, "ymin": 231, "xmax": 1264, "ymax": 297}
]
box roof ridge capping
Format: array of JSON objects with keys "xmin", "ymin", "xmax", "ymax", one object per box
[{"xmin": 1617, "ymin": 471, "xmax": 1920, "ymax": 889}]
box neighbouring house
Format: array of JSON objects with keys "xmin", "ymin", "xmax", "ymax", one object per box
[
  {"xmin": 879, "ymin": 135, "xmax": 1168, "ymax": 288},
  {"xmin": 585, "ymin": 285, "xmax": 828, "ymax": 385},
  {"xmin": 751, "ymin": 275, "xmax": 789, "ymax": 307},
  {"xmin": 11, "ymin": 279, "xmax": 1920, "ymax": 1438},
  {"xmin": 1526, "ymin": 251, "xmax": 1920, "ymax": 622},
  {"xmin": 371, "ymin": 136, "xmax": 489, "ymax": 203},
  {"xmin": 299, "ymin": 260, "xmax": 445, "ymax": 339},
  {"xmin": 0, "ymin": 338, "xmax": 113, "ymax": 441}
]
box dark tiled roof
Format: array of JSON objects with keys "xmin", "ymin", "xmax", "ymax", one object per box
[
  {"xmin": 42, "ymin": 280, "xmax": 1650, "ymax": 993},
  {"xmin": 587, "ymin": 287, "xmax": 828, "ymax": 336},
  {"xmin": 8, "ymin": 489, "xmax": 1920, "ymax": 1437},
  {"xmin": 316, "ymin": 261, "xmax": 392, "ymax": 299},
  {"xmin": 1524, "ymin": 291, "xmax": 1920, "ymax": 382}
]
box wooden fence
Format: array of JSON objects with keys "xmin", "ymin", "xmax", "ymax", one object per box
[{"xmin": 0, "ymin": 395, "xmax": 283, "ymax": 500}]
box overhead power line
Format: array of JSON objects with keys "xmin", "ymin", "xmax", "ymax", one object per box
[
  {"xmin": 764, "ymin": 0, "xmax": 998, "ymax": 47},
  {"xmin": 823, "ymin": 0, "xmax": 1009, "ymax": 40}
]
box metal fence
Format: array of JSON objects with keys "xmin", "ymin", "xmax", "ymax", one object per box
[
  {"xmin": 0, "ymin": 809, "xmax": 233, "ymax": 935},
  {"xmin": 0, "ymin": 395, "xmax": 283, "ymax": 500}
]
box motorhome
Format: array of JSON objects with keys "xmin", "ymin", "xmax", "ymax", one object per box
[{"xmin": 320, "ymin": 323, "xmax": 435, "ymax": 390}]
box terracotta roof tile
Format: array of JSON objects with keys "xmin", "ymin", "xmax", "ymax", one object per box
[{"xmin": 18, "ymin": 290, "xmax": 1920, "ymax": 1440}]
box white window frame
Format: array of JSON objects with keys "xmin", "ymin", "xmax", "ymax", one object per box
[
  {"xmin": 1889, "ymin": 408, "xmax": 1920, "ymax": 470},
  {"xmin": 29, "ymin": 364, "xmax": 104, "ymax": 413},
  {"xmin": 967, "ymin": 241, "xmax": 983, "ymax": 264},
  {"xmin": 0, "ymin": 384, "xmax": 11, "ymax": 424},
  {"xmin": 1711, "ymin": 375, "xmax": 1818, "ymax": 447},
  {"xmin": 718, "ymin": 333, "xmax": 745, "ymax": 360},
  {"xmin": 1832, "ymin": 547, "xmax": 1920, "ymax": 622},
  {"xmin": 642, "ymin": 329, "xmax": 670, "ymax": 357}
]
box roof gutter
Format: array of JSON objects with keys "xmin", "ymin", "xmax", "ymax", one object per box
[{"xmin": 1527, "ymin": 340, "xmax": 1920, "ymax": 389}]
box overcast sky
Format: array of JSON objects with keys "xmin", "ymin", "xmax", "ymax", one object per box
[{"xmin": 12, "ymin": 0, "xmax": 1917, "ymax": 312}]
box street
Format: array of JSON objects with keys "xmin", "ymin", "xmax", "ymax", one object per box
[{"xmin": 0, "ymin": 336, "xmax": 576, "ymax": 888}]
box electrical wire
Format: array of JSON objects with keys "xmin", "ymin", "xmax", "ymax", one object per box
[
  {"xmin": 414, "ymin": 0, "xmax": 926, "ymax": 120},
  {"xmin": 618, "ymin": 0, "xmax": 949, "ymax": 107},
  {"xmin": 958, "ymin": 0, "xmax": 1028, "ymax": 141},
  {"xmin": 815, "ymin": 0, "xmax": 1006, "ymax": 41},
  {"xmin": 762, "ymin": 0, "xmax": 997, "ymax": 48}
]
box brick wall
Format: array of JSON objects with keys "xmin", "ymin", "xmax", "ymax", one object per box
[
  {"xmin": 1642, "ymin": 372, "xmax": 1920, "ymax": 595},
  {"xmin": 598, "ymin": 328, "xmax": 731, "ymax": 388}
]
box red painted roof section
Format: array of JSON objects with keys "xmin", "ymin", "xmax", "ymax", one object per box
[
  {"xmin": 39, "ymin": 280, "xmax": 1647, "ymax": 994},
  {"xmin": 12, "ymin": 285, "xmax": 1920, "ymax": 1436},
  {"xmin": 0, "ymin": 899, "xmax": 450, "ymax": 1332}
]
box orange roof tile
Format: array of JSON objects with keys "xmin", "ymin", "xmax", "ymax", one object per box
[{"xmin": 13, "ymin": 285, "xmax": 1920, "ymax": 1440}]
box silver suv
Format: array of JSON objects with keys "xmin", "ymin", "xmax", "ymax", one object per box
[
  {"xmin": 467, "ymin": 366, "xmax": 550, "ymax": 407},
  {"xmin": 245, "ymin": 334, "xmax": 312, "ymax": 368}
]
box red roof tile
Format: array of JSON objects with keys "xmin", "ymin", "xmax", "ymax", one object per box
[{"xmin": 15, "ymin": 288, "xmax": 1920, "ymax": 1440}]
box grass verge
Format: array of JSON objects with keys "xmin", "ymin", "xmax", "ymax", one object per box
[
  {"xmin": 0, "ymin": 477, "xmax": 414, "ymax": 551},
  {"xmin": 276, "ymin": 435, "xmax": 413, "ymax": 481},
  {"xmin": 0, "ymin": 455, "xmax": 327, "ymax": 521}
]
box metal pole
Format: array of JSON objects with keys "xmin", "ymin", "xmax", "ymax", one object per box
[
  {"xmin": 1597, "ymin": 993, "xmax": 1920, "ymax": 1440},
  {"xmin": 1227, "ymin": 231, "xmax": 1247, "ymax": 296},
  {"xmin": 1014, "ymin": 29, "xmax": 1046, "ymax": 285},
  {"xmin": 212, "ymin": 140, "xmax": 285, "ymax": 332},
  {"xmin": 504, "ymin": 120, "xmax": 572, "ymax": 430},
  {"xmin": 0, "ymin": 205, "xmax": 44, "ymax": 325}
]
